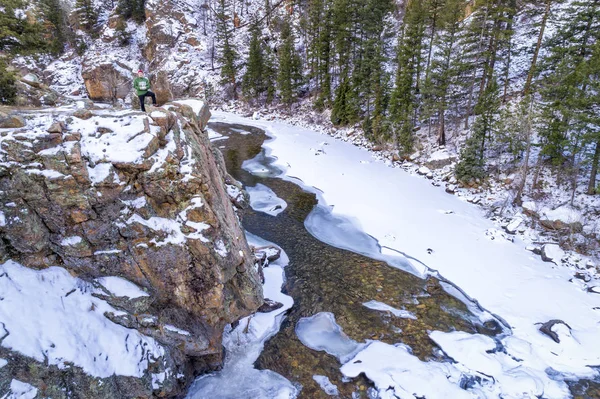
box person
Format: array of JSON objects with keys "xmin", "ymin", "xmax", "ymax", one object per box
[{"xmin": 133, "ymin": 70, "xmax": 157, "ymax": 112}]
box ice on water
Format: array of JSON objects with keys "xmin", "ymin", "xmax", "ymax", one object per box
[
  {"xmin": 304, "ymin": 205, "xmax": 425, "ymax": 276},
  {"xmin": 312, "ymin": 375, "xmax": 339, "ymax": 396},
  {"xmin": 242, "ymin": 149, "xmax": 283, "ymax": 178},
  {"xmin": 362, "ymin": 300, "xmax": 417, "ymax": 319},
  {"xmin": 295, "ymin": 312, "xmax": 363, "ymax": 363},
  {"xmin": 246, "ymin": 183, "xmax": 287, "ymax": 216}
]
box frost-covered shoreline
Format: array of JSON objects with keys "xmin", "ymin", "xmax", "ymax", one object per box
[{"xmin": 209, "ymin": 111, "xmax": 600, "ymax": 398}]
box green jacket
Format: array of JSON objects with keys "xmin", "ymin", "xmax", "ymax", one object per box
[{"xmin": 133, "ymin": 77, "xmax": 151, "ymax": 96}]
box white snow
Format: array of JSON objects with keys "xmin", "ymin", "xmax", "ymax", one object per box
[
  {"xmin": 60, "ymin": 236, "xmax": 82, "ymax": 246},
  {"xmin": 295, "ymin": 312, "xmax": 363, "ymax": 363},
  {"xmin": 3, "ymin": 380, "xmax": 38, "ymax": 399},
  {"xmin": 94, "ymin": 249, "xmax": 122, "ymax": 255},
  {"xmin": 122, "ymin": 196, "xmax": 147, "ymax": 209},
  {"xmin": 430, "ymin": 331, "xmax": 569, "ymax": 398},
  {"xmin": 95, "ymin": 276, "xmax": 149, "ymax": 299},
  {"xmin": 246, "ymin": 184, "xmax": 287, "ymax": 216},
  {"xmin": 126, "ymin": 214, "xmax": 209, "ymax": 246},
  {"xmin": 540, "ymin": 205, "xmax": 582, "ymax": 225},
  {"xmin": 211, "ymin": 112, "xmax": 600, "ymax": 397},
  {"xmin": 362, "ymin": 300, "xmax": 417, "ymax": 320},
  {"xmin": 0, "ymin": 260, "xmax": 163, "ymax": 378},
  {"xmin": 173, "ymin": 99, "xmax": 205, "ymax": 116},
  {"xmin": 186, "ymin": 232, "xmax": 297, "ymax": 399},
  {"xmin": 341, "ymin": 341, "xmax": 473, "ymax": 399},
  {"xmin": 87, "ymin": 163, "xmax": 113, "ymax": 184},
  {"xmin": 542, "ymin": 244, "xmax": 566, "ymax": 264},
  {"xmin": 164, "ymin": 325, "xmax": 191, "ymax": 336},
  {"xmin": 312, "ymin": 375, "xmax": 339, "ymax": 396}
]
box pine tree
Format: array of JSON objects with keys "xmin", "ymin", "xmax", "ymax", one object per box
[
  {"xmin": 39, "ymin": 0, "xmax": 68, "ymax": 55},
  {"xmin": 75, "ymin": 0, "xmax": 99, "ymax": 35},
  {"xmin": 277, "ymin": 18, "xmax": 302, "ymax": 106},
  {"xmin": 215, "ymin": 0, "xmax": 238, "ymax": 98},
  {"xmin": 306, "ymin": 0, "xmax": 332, "ymax": 109},
  {"xmin": 455, "ymin": 78, "xmax": 501, "ymax": 182},
  {"xmin": 0, "ymin": 0, "xmax": 44, "ymax": 53},
  {"xmin": 537, "ymin": 0, "xmax": 600, "ymax": 195},
  {"xmin": 0, "ymin": 59, "xmax": 17, "ymax": 104},
  {"xmin": 243, "ymin": 25, "xmax": 273, "ymax": 103},
  {"xmin": 331, "ymin": 73, "xmax": 359, "ymax": 125},
  {"xmin": 421, "ymin": 0, "xmax": 464, "ymax": 146},
  {"xmin": 117, "ymin": 0, "xmax": 146, "ymax": 23},
  {"xmin": 389, "ymin": 0, "xmax": 427, "ymax": 155}
]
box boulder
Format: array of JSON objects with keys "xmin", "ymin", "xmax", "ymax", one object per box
[
  {"xmin": 541, "ymin": 244, "xmax": 565, "ymax": 264},
  {"xmin": 0, "ymin": 114, "xmax": 25, "ymax": 128},
  {"xmin": 151, "ymin": 70, "xmax": 173, "ymax": 105},
  {"xmin": 538, "ymin": 319, "xmax": 572, "ymax": 343},
  {"xmin": 81, "ymin": 58, "xmax": 132, "ymax": 101},
  {"xmin": 417, "ymin": 166, "xmax": 432, "ymax": 176},
  {"xmin": 72, "ymin": 109, "xmax": 93, "ymax": 120},
  {"xmin": 539, "ymin": 206, "xmax": 583, "ymax": 232}
]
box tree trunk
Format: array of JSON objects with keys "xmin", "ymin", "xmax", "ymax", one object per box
[
  {"xmin": 514, "ymin": 99, "xmax": 534, "ymax": 205},
  {"xmin": 587, "ymin": 139, "xmax": 600, "ymax": 195},
  {"xmin": 523, "ymin": 0, "xmax": 551, "ymax": 95},
  {"xmin": 438, "ymin": 107, "xmax": 446, "ymax": 146}
]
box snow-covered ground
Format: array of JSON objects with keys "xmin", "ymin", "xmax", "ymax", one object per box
[
  {"xmin": 210, "ymin": 111, "xmax": 600, "ymax": 398},
  {"xmin": 186, "ymin": 232, "xmax": 297, "ymax": 399}
]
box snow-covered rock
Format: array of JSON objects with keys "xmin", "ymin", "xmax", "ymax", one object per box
[
  {"xmin": 0, "ymin": 104, "xmax": 262, "ymax": 397},
  {"xmin": 541, "ymin": 244, "xmax": 566, "ymax": 264},
  {"xmin": 539, "ymin": 206, "xmax": 583, "ymax": 231}
]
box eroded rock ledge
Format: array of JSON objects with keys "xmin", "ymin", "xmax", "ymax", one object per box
[{"xmin": 0, "ymin": 101, "xmax": 263, "ymax": 398}]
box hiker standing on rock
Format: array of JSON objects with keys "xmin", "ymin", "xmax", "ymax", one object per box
[{"xmin": 133, "ymin": 70, "xmax": 157, "ymax": 112}]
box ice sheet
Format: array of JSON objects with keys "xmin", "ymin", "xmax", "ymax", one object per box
[
  {"xmin": 295, "ymin": 312, "xmax": 363, "ymax": 363},
  {"xmin": 246, "ymin": 184, "xmax": 287, "ymax": 216}
]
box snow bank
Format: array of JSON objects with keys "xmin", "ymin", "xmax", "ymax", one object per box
[
  {"xmin": 211, "ymin": 111, "xmax": 600, "ymax": 396},
  {"xmin": 0, "ymin": 260, "xmax": 163, "ymax": 378},
  {"xmin": 186, "ymin": 232, "xmax": 297, "ymax": 399}
]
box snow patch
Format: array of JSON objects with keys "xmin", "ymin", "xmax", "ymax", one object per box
[{"xmin": 96, "ymin": 276, "xmax": 149, "ymax": 299}]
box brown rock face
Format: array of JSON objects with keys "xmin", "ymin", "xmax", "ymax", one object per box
[
  {"xmin": 0, "ymin": 103, "xmax": 263, "ymax": 398},
  {"xmin": 82, "ymin": 57, "xmax": 132, "ymax": 101}
]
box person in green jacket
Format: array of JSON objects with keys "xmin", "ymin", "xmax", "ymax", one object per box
[{"xmin": 133, "ymin": 70, "xmax": 156, "ymax": 112}]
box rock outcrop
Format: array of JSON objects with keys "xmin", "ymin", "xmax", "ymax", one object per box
[
  {"xmin": 81, "ymin": 56, "xmax": 133, "ymax": 102},
  {"xmin": 0, "ymin": 101, "xmax": 263, "ymax": 398}
]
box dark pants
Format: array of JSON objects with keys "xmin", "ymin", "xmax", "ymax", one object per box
[{"xmin": 138, "ymin": 91, "xmax": 157, "ymax": 112}]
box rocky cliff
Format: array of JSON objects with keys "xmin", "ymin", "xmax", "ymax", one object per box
[{"xmin": 0, "ymin": 100, "xmax": 263, "ymax": 398}]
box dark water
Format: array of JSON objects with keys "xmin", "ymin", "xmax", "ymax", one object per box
[{"xmin": 211, "ymin": 122, "xmax": 598, "ymax": 399}]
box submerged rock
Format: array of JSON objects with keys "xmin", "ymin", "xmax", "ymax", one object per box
[{"xmin": 0, "ymin": 101, "xmax": 263, "ymax": 398}]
